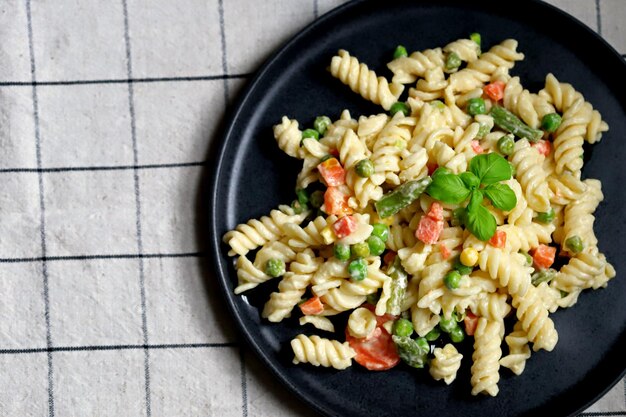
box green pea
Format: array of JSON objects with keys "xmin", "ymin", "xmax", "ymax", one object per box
[
  {"xmin": 355, "ymin": 159, "xmax": 375, "ymax": 178},
  {"xmin": 430, "ymin": 100, "xmax": 446, "ymax": 112},
  {"xmin": 439, "ymin": 316, "xmax": 458, "ymax": 333},
  {"xmin": 497, "ymin": 134, "xmax": 515, "ymax": 156},
  {"xmin": 313, "ymin": 115, "xmax": 332, "ymax": 136},
  {"xmin": 467, "ymin": 97, "xmax": 486, "ymax": 116},
  {"xmin": 390, "ymin": 102, "xmax": 410, "ymax": 117},
  {"xmin": 265, "ymin": 258, "xmax": 285, "ymax": 278},
  {"xmin": 477, "ymin": 122, "xmax": 491, "ymax": 138},
  {"xmin": 444, "ymin": 270, "xmax": 462, "ymax": 290},
  {"xmin": 371, "ymin": 223, "xmax": 390, "ymax": 242},
  {"xmin": 367, "ymin": 235, "xmax": 385, "ymax": 256},
  {"xmin": 348, "ymin": 258, "xmax": 367, "ymax": 281},
  {"xmin": 451, "ymin": 208, "xmax": 467, "ymax": 227},
  {"xmin": 453, "ymin": 256, "xmax": 473, "ymax": 275},
  {"xmin": 565, "ymin": 235, "xmax": 584, "ymax": 254},
  {"xmin": 541, "ymin": 113, "xmax": 562, "ymax": 133},
  {"xmin": 296, "ymin": 188, "xmax": 309, "ymax": 206},
  {"xmin": 535, "ymin": 208, "xmax": 555, "ymax": 224},
  {"xmin": 309, "ymin": 190, "xmax": 324, "ymax": 209},
  {"xmin": 470, "ymin": 32, "xmax": 481, "ymax": 47},
  {"xmin": 291, "ymin": 200, "xmax": 307, "ymax": 214},
  {"xmin": 333, "ymin": 243, "xmax": 351, "ymax": 261},
  {"xmin": 445, "ymin": 52, "xmax": 462, "ymax": 72},
  {"xmin": 393, "ymin": 45, "xmax": 408, "ymax": 59},
  {"xmin": 449, "ymin": 326, "xmax": 465, "ymax": 343},
  {"xmin": 351, "ymin": 242, "xmax": 370, "ymax": 258},
  {"xmin": 425, "ymin": 326, "xmax": 441, "ymax": 341},
  {"xmin": 520, "ymin": 251, "xmax": 533, "ymax": 267},
  {"xmin": 301, "ymin": 128, "xmax": 319, "ymax": 141},
  {"xmin": 393, "ymin": 318, "xmax": 414, "ymax": 337}
]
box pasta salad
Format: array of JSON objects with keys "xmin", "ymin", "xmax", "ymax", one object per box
[{"xmin": 222, "ymin": 34, "xmax": 615, "ymax": 396}]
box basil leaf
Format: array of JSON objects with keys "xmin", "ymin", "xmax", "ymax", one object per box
[
  {"xmin": 432, "ymin": 166, "xmax": 452, "ymax": 180},
  {"xmin": 467, "ymin": 189, "xmax": 483, "ymax": 213},
  {"xmin": 459, "ymin": 172, "xmax": 480, "ymax": 190},
  {"xmin": 484, "ymin": 183, "xmax": 517, "ymax": 211},
  {"xmin": 426, "ymin": 174, "xmax": 470, "ymax": 204},
  {"xmin": 469, "ymin": 153, "xmax": 512, "ymax": 185},
  {"xmin": 466, "ymin": 203, "xmax": 497, "ymax": 241}
]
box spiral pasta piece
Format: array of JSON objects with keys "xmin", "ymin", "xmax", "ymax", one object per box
[
  {"xmin": 262, "ymin": 249, "xmax": 324, "ymax": 322},
  {"xmin": 223, "ymin": 205, "xmax": 308, "ymax": 256},
  {"xmin": 503, "ymin": 179, "xmax": 533, "ymax": 226},
  {"xmin": 503, "ymin": 77, "xmax": 555, "ymax": 129},
  {"xmin": 410, "ymin": 305, "xmax": 440, "ymax": 337},
  {"xmin": 430, "ymin": 344, "xmax": 463, "ymax": 384},
  {"xmin": 512, "ymin": 284, "xmax": 558, "ymax": 352},
  {"xmin": 299, "ymin": 315, "xmax": 335, "ymax": 332},
  {"xmin": 281, "ymin": 215, "xmax": 338, "ymax": 249},
  {"xmin": 552, "ymin": 246, "xmax": 614, "ymax": 293},
  {"xmin": 562, "ymin": 178, "xmax": 602, "ymax": 253},
  {"xmin": 234, "ymin": 239, "xmax": 297, "ymax": 294},
  {"xmin": 330, "ymin": 49, "xmax": 404, "ymax": 110},
  {"xmin": 471, "ymin": 318, "xmax": 503, "ymax": 396},
  {"xmin": 553, "ymin": 98, "xmax": 591, "ymax": 174},
  {"xmin": 311, "ymin": 258, "xmax": 350, "ymax": 296},
  {"xmin": 499, "ymin": 321, "xmax": 531, "ymax": 375},
  {"xmin": 443, "ymin": 38, "xmax": 480, "ymax": 66},
  {"xmin": 357, "ymin": 113, "xmax": 389, "ymax": 149},
  {"xmin": 370, "ymin": 113, "xmax": 415, "ymax": 185},
  {"xmin": 273, "ymin": 116, "xmax": 304, "ymax": 158},
  {"xmin": 478, "ymin": 246, "xmax": 532, "ymax": 297},
  {"xmin": 417, "ymin": 252, "xmax": 453, "ymax": 314},
  {"xmin": 347, "ymin": 307, "xmax": 377, "ymax": 339},
  {"xmin": 467, "ymin": 39, "xmax": 525, "ymax": 77},
  {"xmin": 500, "ymin": 222, "xmax": 554, "ymax": 254},
  {"xmin": 387, "ymin": 47, "xmax": 444, "ymax": 84},
  {"xmin": 548, "ymin": 171, "xmax": 587, "ymax": 206},
  {"xmin": 510, "ymin": 139, "xmax": 551, "ymax": 213},
  {"xmin": 410, "ymin": 67, "xmax": 448, "ymax": 101},
  {"xmin": 291, "ymin": 334, "xmax": 355, "ymax": 369},
  {"xmin": 399, "ymin": 146, "xmax": 428, "ymax": 183}
]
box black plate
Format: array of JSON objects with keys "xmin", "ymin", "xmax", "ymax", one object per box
[{"xmin": 209, "ymin": 1, "xmax": 626, "ymax": 416}]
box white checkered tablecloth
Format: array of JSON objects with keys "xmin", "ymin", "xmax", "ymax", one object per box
[{"xmin": 0, "ymin": 1, "xmax": 623, "ymax": 416}]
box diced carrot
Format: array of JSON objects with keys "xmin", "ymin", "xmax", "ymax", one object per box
[
  {"xmin": 427, "ymin": 162, "xmax": 439, "ymax": 176},
  {"xmin": 532, "ymin": 140, "xmax": 551, "ymax": 156},
  {"xmin": 532, "ymin": 244, "xmax": 556, "ymax": 269},
  {"xmin": 333, "ymin": 215, "xmax": 357, "ymax": 239},
  {"xmin": 383, "ymin": 251, "xmax": 397, "ymax": 265},
  {"xmin": 471, "ymin": 140, "xmax": 484, "ymax": 154},
  {"xmin": 427, "ymin": 202, "xmax": 444, "ymax": 221},
  {"xmin": 416, "ymin": 216, "xmax": 444, "ymax": 244},
  {"xmin": 317, "ymin": 157, "xmax": 346, "ymax": 186},
  {"xmin": 489, "ymin": 230, "xmax": 507, "ymax": 248},
  {"xmin": 299, "ymin": 296, "xmax": 324, "ymax": 315},
  {"xmin": 324, "ymin": 187, "xmax": 352, "ymax": 216},
  {"xmin": 439, "ymin": 244, "xmax": 451, "ymax": 260},
  {"xmin": 483, "ymin": 81, "xmax": 506, "ymax": 101},
  {"xmin": 464, "ymin": 311, "xmax": 478, "ymax": 336}
]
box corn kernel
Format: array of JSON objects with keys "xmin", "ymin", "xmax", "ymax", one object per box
[
  {"xmin": 371, "ymin": 212, "xmax": 395, "ymax": 226},
  {"xmin": 460, "ymin": 247, "xmax": 479, "ymax": 267},
  {"xmin": 320, "ymin": 226, "xmax": 336, "ymax": 245}
]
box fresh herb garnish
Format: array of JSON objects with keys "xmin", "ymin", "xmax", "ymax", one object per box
[{"xmin": 426, "ymin": 153, "xmax": 516, "ymax": 241}]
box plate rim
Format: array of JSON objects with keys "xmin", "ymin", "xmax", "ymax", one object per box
[{"xmin": 208, "ymin": 1, "xmax": 626, "ymax": 416}]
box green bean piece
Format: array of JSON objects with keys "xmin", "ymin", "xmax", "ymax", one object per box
[
  {"xmin": 367, "ymin": 235, "xmax": 385, "ymax": 256},
  {"xmin": 390, "ymin": 102, "xmax": 410, "ymax": 117},
  {"xmin": 386, "ymin": 256, "xmax": 409, "ymax": 316},
  {"xmin": 439, "ymin": 316, "xmax": 458, "ymax": 333},
  {"xmin": 392, "ymin": 335, "xmax": 430, "ymax": 368},
  {"xmin": 565, "ymin": 235, "xmax": 584, "ymax": 254},
  {"xmin": 531, "ymin": 268, "xmax": 557, "ymax": 286},
  {"xmin": 393, "ymin": 45, "xmax": 408, "ymax": 59},
  {"xmin": 490, "ymin": 106, "xmax": 543, "ymax": 143},
  {"xmin": 449, "ymin": 326, "xmax": 465, "ymax": 343},
  {"xmin": 375, "ymin": 177, "xmax": 432, "ymax": 218},
  {"xmin": 541, "ymin": 113, "xmax": 562, "ymax": 133},
  {"xmin": 453, "ymin": 256, "xmax": 473, "ymax": 275},
  {"xmin": 265, "ymin": 258, "xmax": 285, "ymax": 278},
  {"xmin": 355, "ymin": 159, "xmax": 375, "ymax": 178},
  {"xmin": 309, "ymin": 190, "xmax": 324, "ymax": 208},
  {"xmin": 291, "ymin": 200, "xmax": 307, "ymax": 214},
  {"xmin": 425, "ymin": 326, "xmax": 441, "ymax": 341},
  {"xmin": 371, "ymin": 223, "xmax": 390, "ymax": 242},
  {"xmin": 393, "ymin": 318, "xmax": 414, "ymax": 337},
  {"xmin": 509, "ymin": 161, "xmax": 516, "ymax": 177},
  {"xmin": 313, "ymin": 115, "xmax": 332, "ymax": 136},
  {"xmin": 497, "ymin": 134, "xmax": 515, "ymax": 156},
  {"xmin": 451, "ymin": 207, "xmax": 467, "ymax": 227},
  {"xmin": 444, "ymin": 270, "xmax": 462, "ymax": 290},
  {"xmin": 470, "ymin": 32, "xmax": 481, "ymax": 47},
  {"xmin": 333, "ymin": 243, "xmax": 351, "ymax": 261},
  {"xmin": 520, "ymin": 251, "xmax": 533, "ymax": 267},
  {"xmin": 301, "ymin": 128, "xmax": 320, "ymax": 141},
  {"xmin": 351, "ymin": 242, "xmax": 370, "ymax": 258},
  {"xmin": 477, "ymin": 122, "xmax": 491, "ymax": 138},
  {"xmin": 467, "ymin": 98, "xmax": 487, "ymax": 116},
  {"xmin": 535, "ymin": 208, "xmax": 555, "ymax": 224},
  {"xmin": 296, "ymin": 188, "xmax": 309, "ymax": 206},
  {"xmin": 348, "ymin": 258, "xmax": 367, "ymax": 281},
  {"xmin": 445, "ymin": 52, "xmax": 462, "ymax": 72}
]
